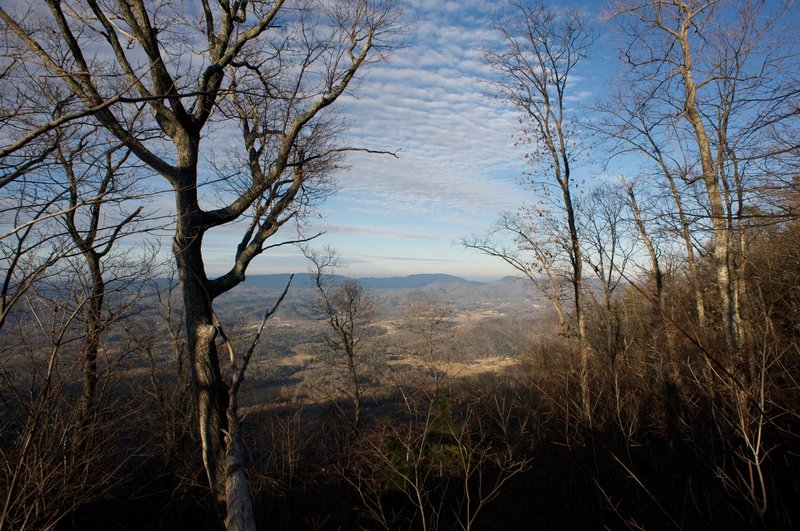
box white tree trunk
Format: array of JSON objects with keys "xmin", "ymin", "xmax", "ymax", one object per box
[{"xmin": 224, "ymin": 404, "xmax": 256, "ymax": 531}]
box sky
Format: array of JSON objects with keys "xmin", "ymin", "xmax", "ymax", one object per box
[
  {"xmin": 11, "ymin": 0, "xmax": 649, "ymax": 282},
  {"xmin": 3, "ymin": 1, "xmax": 797, "ymax": 282},
  {"xmin": 0, "ymin": 0, "xmax": 610, "ymax": 282},
  {"xmin": 196, "ymin": 0, "xmax": 619, "ymax": 281}
]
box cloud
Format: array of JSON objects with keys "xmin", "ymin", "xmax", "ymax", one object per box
[
  {"xmin": 181, "ymin": 0, "xmax": 605, "ymax": 278},
  {"xmin": 360, "ymin": 254, "xmax": 461, "ymax": 264},
  {"xmin": 319, "ymin": 222, "xmax": 448, "ymax": 241},
  {"xmin": 329, "ymin": 2, "xmax": 532, "ymax": 229},
  {"xmin": 194, "ymin": 0, "xmax": 604, "ymax": 278}
]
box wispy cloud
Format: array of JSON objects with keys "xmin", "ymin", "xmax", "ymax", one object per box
[
  {"xmin": 360, "ymin": 254, "xmax": 462, "ymax": 264},
  {"xmin": 319, "ymin": 222, "xmax": 448, "ymax": 241},
  {"xmin": 329, "ymin": 0, "xmax": 530, "ymax": 228},
  {"xmin": 206, "ymin": 0, "xmax": 606, "ymax": 278}
]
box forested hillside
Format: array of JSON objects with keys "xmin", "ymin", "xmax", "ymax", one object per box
[{"xmin": 1, "ymin": 1, "xmax": 799, "ymax": 530}]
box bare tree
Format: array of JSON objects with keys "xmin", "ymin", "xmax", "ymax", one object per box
[
  {"xmin": 55, "ymin": 129, "xmax": 152, "ymax": 426},
  {"xmin": 0, "ymin": 69, "xmax": 161, "ymax": 526},
  {"xmin": 447, "ymin": 407, "xmax": 531, "ymax": 531},
  {"xmin": 0, "ymin": 254, "xmax": 143, "ymax": 531},
  {"xmin": 479, "ymin": 1, "xmax": 595, "ymax": 420},
  {"xmin": 0, "ymin": 3, "xmax": 402, "ymax": 523},
  {"xmin": 610, "ymin": 0, "xmax": 799, "ymax": 363},
  {"xmin": 402, "ymin": 298, "xmax": 455, "ymax": 394},
  {"xmin": 305, "ymin": 246, "xmax": 376, "ymax": 439},
  {"xmin": 592, "ymin": 86, "xmax": 710, "ymax": 330},
  {"xmin": 580, "ymin": 183, "xmax": 634, "ymax": 365},
  {"xmin": 608, "ymin": 2, "xmax": 800, "ymax": 520},
  {"xmin": 347, "ymin": 396, "xmax": 530, "ymax": 531}
]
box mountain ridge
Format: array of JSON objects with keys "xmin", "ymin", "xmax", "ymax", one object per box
[{"xmin": 233, "ymin": 272, "xmax": 485, "ymax": 291}]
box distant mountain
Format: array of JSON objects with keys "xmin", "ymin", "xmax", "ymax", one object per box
[
  {"xmin": 239, "ymin": 273, "xmax": 319, "ymax": 290},
  {"xmin": 208, "ymin": 273, "xmax": 543, "ymax": 321},
  {"xmin": 358, "ymin": 274, "xmax": 482, "ymax": 290},
  {"xmin": 238, "ymin": 273, "xmax": 480, "ymax": 291}
]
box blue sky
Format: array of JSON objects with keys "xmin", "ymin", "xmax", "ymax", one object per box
[
  {"xmin": 3, "ymin": 1, "xmax": 796, "ymax": 282},
  {"xmin": 202, "ymin": 0, "xmax": 617, "ymax": 281}
]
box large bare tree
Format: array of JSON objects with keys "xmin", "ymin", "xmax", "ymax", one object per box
[
  {"xmin": 609, "ymin": 0, "xmax": 799, "ymax": 367},
  {"xmin": 608, "ymin": 2, "xmax": 799, "ymax": 516},
  {"xmin": 476, "ymin": 1, "xmax": 595, "ymax": 420},
  {"xmin": 0, "ymin": 1, "xmax": 401, "ymax": 525},
  {"xmin": 0, "ymin": 124, "xmax": 154, "ymax": 531}
]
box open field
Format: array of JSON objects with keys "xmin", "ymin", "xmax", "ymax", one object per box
[{"xmin": 238, "ymin": 300, "xmax": 547, "ymax": 408}]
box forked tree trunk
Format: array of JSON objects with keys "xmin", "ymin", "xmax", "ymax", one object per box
[{"xmin": 174, "ymin": 218, "xmax": 230, "ymax": 501}]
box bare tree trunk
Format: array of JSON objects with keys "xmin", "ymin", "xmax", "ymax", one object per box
[
  {"xmin": 626, "ymin": 182, "xmax": 680, "ymax": 383},
  {"xmin": 174, "ymin": 231, "xmax": 230, "ymax": 501},
  {"xmin": 566, "ymin": 190, "xmax": 591, "ymax": 422},
  {"xmin": 626, "ymin": 185, "xmax": 664, "ymax": 317},
  {"xmin": 664, "ymin": 172, "xmax": 707, "ymax": 329},
  {"xmin": 60, "ymin": 139, "xmax": 142, "ymax": 430},
  {"xmin": 166, "ymin": 130, "xmax": 231, "ymax": 501},
  {"xmin": 346, "ymin": 347, "xmax": 363, "ymax": 437},
  {"xmin": 674, "ymin": 13, "xmax": 738, "ymax": 359},
  {"xmin": 719, "ymin": 114, "xmax": 751, "ymax": 380},
  {"xmin": 736, "ymin": 223, "xmax": 752, "ymax": 381},
  {"xmin": 80, "ymin": 252, "xmax": 104, "ymax": 425},
  {"xmin": 224, "ymin": 395, "xmax": 256, "ymax": 531}
]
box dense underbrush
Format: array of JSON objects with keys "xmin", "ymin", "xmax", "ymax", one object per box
[{"xmin": 34, "ymin": 341, "xmax": 799, "ymax": 531}]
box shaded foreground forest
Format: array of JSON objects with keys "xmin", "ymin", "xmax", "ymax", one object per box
[
  {"xmin": 2, "ymin": 1, "xmax": 800, "ymax": 530},
  {"xmin": 4, "ymin": 238, "xmax": 800, "ymax": 530}
]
